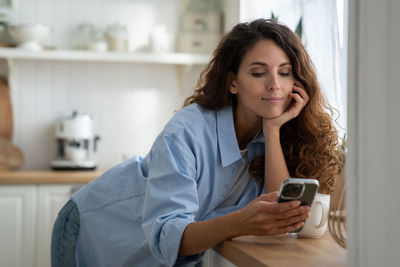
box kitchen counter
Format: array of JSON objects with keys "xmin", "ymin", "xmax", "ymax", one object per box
[
  {"xmin": 1, "ymin": 172, "xmax": 346, "ymax": 267},
  {"xmin": 213, "ymin": 232, "xmax": 346, "ymax": 267},
  {"xmin": 0, "ymin": 170, "xmax": 104, "ymax": 184}
]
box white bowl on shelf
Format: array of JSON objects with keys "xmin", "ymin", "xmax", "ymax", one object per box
[{"xmin": 7, "ymin": 24, "xmax": 50, "ymax": 51}]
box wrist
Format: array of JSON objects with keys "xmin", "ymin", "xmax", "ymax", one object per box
[
  {"xmin": 223, "ymin": 210, "xmax": 244, "ymax": 239},
  {"xmin": 262, "ymin": 118, "xmax": 280, "ymax": 132},
  {"xmin": 262, "ymin": 125, "xmax": 280, "ymax": 140}
]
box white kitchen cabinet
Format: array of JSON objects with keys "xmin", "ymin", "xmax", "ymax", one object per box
[
  {"xmin": 35, "ymin": 184, "xmax": 80, "ymax": 267},
  {"xmin": 0, "ymin": 184, "xmax": 238, "ymax": 267},
  {"xmin": 0, "ymin": 184, "xmax": 79, "ymax": 267},
  {"xmin": 203, "ymin": 249, "xmax": 237, "ymax": 267},
  {"xmin": 0, "ymin": 185, "xmax": 36, "ymax": 267}
]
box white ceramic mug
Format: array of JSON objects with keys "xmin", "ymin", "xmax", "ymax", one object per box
[{"xmin": 296, "ymin": 193, "xmax": 330, "ymax": 238}]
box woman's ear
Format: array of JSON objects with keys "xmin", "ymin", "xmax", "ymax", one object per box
[{"xmin": 228, "ymin": 72, "xmax": 238, "ymax": 94}]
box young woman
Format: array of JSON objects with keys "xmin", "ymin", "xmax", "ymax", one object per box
[{"xmin": 51, "ymin": 19, "xmax": 339, "ymax": 267}]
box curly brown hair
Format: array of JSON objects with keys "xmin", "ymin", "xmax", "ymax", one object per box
[{"xmin": 184, "ymin": 19, "xmax": 340, "ymax": 194}]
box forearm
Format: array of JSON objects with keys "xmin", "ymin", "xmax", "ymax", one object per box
[
  {"xmin": 263, "ymin": 127, "xmax": 290, "ymax": 193},
  {"xmin": 178, "ymin": 211, "xmax": 241, "ymax": 256}
]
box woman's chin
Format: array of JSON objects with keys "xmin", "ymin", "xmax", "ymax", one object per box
[
  {"xmin": 262, "ymin": 111, "xmax": 284, "ymax": 120},
  {"xmin": 259, "ymin": 104, "xmax": 290, "ymax": 120}
]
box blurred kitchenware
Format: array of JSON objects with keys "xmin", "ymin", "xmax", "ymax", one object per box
[
  {"xmin": 178, "ymin": 31, "xmax": 220, "ymax": 53},
  {"xmin": 187, "ymin": 0, "xmax": 219, "ymax": 12},
  {"xmin": 105, "ymin": 23, "xmax": 129, "ymax": 52},
  {"xmin": 73, "ymin": 23, "xmax": 93, "ymax": 50},
  {"xmin": 0, "ymin": 76, "xmax": 23, "ymax": 171},
  {"xmin": 86, "ymin": 26, "xmax": 107, "ymax": 52},
  {"xmin": 73, "ymin": 23, "xmax": 107, "ymax": 52},
  {"xmin": 181, "ymin": 11, "xmax": 221, "ymax": 32},
  {"xmin": 0, "ymin": 12, "xmax": 14, "ymax": 45},
  {"xmin": 0, "ymin": 76, "xmax": 12, "ymax": 141},
  {"xmin": 149, "ymin": 24, "xmax": 171, "ymax": 53},
  {"xmin": 178, "ymin": 10, "xmax": 222, "ymax": 53},
  {"xmin": 51, "ymin": 110, "xmax": 100, "ymax": 170},
  {"xmin": 7, "ymin": 23, "xmax": 49, "ymax": 51},
  {"xmin": 0, "ymin": 137, "xmax": 24, "ymax": 170}
]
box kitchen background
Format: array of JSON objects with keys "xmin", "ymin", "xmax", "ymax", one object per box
[
  {"xmin": 2, "ymin": 1, "xmax": 399, "ymax": 266},
  {"xmin": 1, "ymin": 0, "xmax": 239, "ymax": 171},
  {"xmin": 0, "ymin": 0, "xmax": 346, "ymax": 172},
  {"xmin": 0, "ymin": 1, "xmax": 349, "ymax": 267}
]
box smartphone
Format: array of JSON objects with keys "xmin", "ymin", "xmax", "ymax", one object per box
[{"xmin": 277, "ymin": 178, "xmax": 319, "ymax": 232}]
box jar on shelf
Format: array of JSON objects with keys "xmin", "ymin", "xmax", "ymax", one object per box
[
  {"xmin": 87, "ymin": 26, "xmax": 107, "ymax": 52},
  {"xmin": 105, "ymin": 23, "xmax": 129, "ymax": 52},
  {"xmin": 73, "ymin": 23, "xmax": 92, "ymax": 50},
  {"xmin": 73, "ymin": 23, "xmax": 107, "ymax": 52}
]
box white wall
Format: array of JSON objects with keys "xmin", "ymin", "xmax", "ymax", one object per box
[
  {"xmin": 3, "ymin": 0, "xmax": 206, "ymax": 170},
  {"xmin": 347, "ymin": 0, "xmax": 400, "ymax": 265},
  {"xmin": 9, "ymin": 60, "xmax": 203, "ymax": 170}
]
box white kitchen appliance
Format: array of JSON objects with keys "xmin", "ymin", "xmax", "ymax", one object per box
[{"xmin": 51, "ymin": 111, "xmax": 100, "ymax": 170}]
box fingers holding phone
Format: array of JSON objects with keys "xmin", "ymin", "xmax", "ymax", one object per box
[
  {"xmin": 235, "ymin": 192, "xmax": 310, "ymax": 236},
  {"xmin": 277, "ymin": 178, "xmax": 319, "ymax": 232},
  {"xmin": 271, "ymin": 201, "xmax": 310, "ymax": 234}
]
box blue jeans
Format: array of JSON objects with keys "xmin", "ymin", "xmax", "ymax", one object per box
[{"xmin": 51, "ymin": 199, "xmax": 80, "ymax": 267}]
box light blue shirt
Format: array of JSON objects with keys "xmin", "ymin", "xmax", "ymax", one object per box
[{"xmin": 72, "ymin": 103, "xmax": 265, "ymax": 267}]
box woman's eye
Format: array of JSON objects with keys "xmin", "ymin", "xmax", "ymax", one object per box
[
  {"xmin": 251, "ymin": 72, "xmax": 266, "ymax": 77},
  {"xmin": 279, "ymin": 72, "xmax": 290, "ymax": 77}
]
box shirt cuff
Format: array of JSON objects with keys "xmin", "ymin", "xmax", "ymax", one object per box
[{"xmin": 159, "ymin": 217, "xmax": 194, "ymax": 266}]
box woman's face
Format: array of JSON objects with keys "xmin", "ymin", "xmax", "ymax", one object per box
[{"xmin": 230, "ymin": 39, "xmax": 295, "ymax": 121}]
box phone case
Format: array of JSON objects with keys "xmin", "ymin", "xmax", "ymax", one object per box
[{"xmin": 277, "ymin": 178, "xmax": 319, "ymax": 232}]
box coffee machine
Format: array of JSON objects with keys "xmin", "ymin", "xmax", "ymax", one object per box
[{"xmin": 51, "ymin": 111, "xmax": 100, "ymax": 170}]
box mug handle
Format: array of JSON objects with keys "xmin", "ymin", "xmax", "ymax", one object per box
[{"xmin": 315, "ymin": 200, "xmax": 328, "ymax": 228}]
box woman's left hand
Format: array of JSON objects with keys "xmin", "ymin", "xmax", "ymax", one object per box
[{"xmin": 263, "ymin": 81, "xmax": 309, "ymax": 130}]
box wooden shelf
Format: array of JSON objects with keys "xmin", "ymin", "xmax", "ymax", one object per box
[{"xmin": 0, "ymin": 47, "xmax": 211, "ymax": 65}]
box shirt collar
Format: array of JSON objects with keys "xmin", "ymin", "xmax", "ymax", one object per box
[
  {"xmin": 216, "ymin": 106, "xmax": 265, "ymax": 167},
  {"xmin": 216, "ymin": 106, "xmax": 241, "ymax": 167}
]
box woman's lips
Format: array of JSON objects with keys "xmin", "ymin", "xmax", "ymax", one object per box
[{"xmin": 262, "ymin": 97, "xmax": 284, "ymax": 103}]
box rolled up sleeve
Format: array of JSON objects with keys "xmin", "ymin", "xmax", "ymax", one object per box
[{"xmin": 142, "ymin": 132, "xmax": 199, "ymax": 266}]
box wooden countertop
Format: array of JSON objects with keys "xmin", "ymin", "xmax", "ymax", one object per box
[
  {"xmin": 213, "ymin": 232, "xmax": 346, "ymax": 267},
  {"xmin": 0, "ymin": 170, "xmax": 104, "ymax": 184}
]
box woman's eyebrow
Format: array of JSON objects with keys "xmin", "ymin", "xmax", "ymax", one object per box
[{"xmin": 249, "ymin": 62, "xmax": 292, "ymax": 67}]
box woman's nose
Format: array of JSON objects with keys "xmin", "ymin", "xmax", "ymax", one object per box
[{"xmin": 267, "ymin": 75, "xmax": 280, "ymax": 91}]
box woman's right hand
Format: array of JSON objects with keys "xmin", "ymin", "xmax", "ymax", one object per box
[
  {"xmin": 234, "ymin": 191, "xmax": 310, "ymax": 236},
  {"xmin": 178, "ymin": 191, "xmax": 310, "ymax": 257}
]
